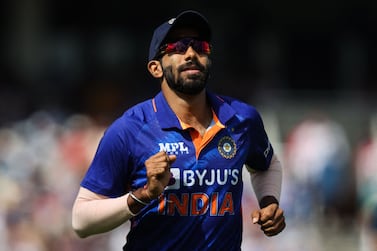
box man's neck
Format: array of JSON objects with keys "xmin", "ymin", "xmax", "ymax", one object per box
[{"xmin": 162, "ymin": 86, "xmax": 213, "ymax": 134}]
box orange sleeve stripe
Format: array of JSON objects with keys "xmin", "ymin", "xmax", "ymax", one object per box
[{"xmin": 152, "ymin": 98, "xmax": 157, "ymax": 112}]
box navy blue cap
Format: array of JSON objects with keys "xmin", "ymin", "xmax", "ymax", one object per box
[{"xmin": 148, "ymin": 10, "xmax": 211, "ymax": 61}]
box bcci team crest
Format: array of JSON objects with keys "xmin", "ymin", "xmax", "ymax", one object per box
[{"xmin": 217, "ymin": 136, "xmax": 237, "ymax": 159}]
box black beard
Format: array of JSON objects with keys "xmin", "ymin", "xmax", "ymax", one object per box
[{"xmin": 163, "ymin": 61, "xmax": 210, "ymax": 95}]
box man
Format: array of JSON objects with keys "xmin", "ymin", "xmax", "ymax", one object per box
[{"xmin": 72, "ymin": 10, "xmax": 286, "ymax": 250}]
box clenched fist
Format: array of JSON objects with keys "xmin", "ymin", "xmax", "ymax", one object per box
[
  {"xmin": 144, "ymin": 151, "xmax": 177, "ymax": 200},
  {"xmin": 252, "ymin": 203, "xmax": 286, "ymax": 236}
]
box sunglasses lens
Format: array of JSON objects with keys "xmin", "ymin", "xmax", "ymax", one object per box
[
  {"xmin": 193, "ymin": 41, "xmax": 211, "ymax": 54},
  {"xmin": 175, "ymin": 40, "xmax": 189, "ymax": 53},
  {"xmin": 165, "ymin": 43, "xmax": 177, "ymax": 54},
  {"xmin": 190, "ymin": 40, "xmax": 201, "ymax": 52},
  {"xmin": 163, "ymin": 39, "xmax": 211, "ymax": 55},
  {"xmin": 201, "ymin": 42, "xmax": 211, "ymax": 54}
]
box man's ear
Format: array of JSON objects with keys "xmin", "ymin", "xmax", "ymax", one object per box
[{"xmin": 147, "ymin": 60, "xmax": 163, "ymax": 78}]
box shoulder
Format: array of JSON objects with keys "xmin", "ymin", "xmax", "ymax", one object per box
[
  {"xmin": 211, "ymin": 93, "xmax": 262, "ymax": 120},
  {"xmin": 103, "ymin": 98, "xmax": 156, "ymax": 139}
]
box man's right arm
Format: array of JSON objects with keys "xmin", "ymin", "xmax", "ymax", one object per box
[
  {"xmin": 72, "ymin": 187, "xmax": 139, "ymax": 238},
  {"xmin": 72, "ymin": 151, "xmax": 176, "ymax": 238}
]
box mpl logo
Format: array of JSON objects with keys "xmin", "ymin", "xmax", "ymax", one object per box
[{"xmin": 158, "ymin": 142, "xmax": 189, "ymax": 155}]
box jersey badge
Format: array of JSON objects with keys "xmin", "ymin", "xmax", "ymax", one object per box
[{"xmin": 217, "ymin": 136, "xmax": 237, "ymax": 159}]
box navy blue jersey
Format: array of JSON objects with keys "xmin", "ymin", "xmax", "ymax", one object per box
[{"xmin": 80, "ymin": 91, "xmax": 274, "ymax": 251}]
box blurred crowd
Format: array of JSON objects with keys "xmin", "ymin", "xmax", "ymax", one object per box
[
  {"xmin": 0, "ymin": 109, "xmax": 376, "ymax": 251},
  {"xmin": 355, "ymin": 115, "xmax": 377, "ymax": 251},
  {"xmin": 0, "ymin": 111, "xmax": 109, "ymax": 251}
]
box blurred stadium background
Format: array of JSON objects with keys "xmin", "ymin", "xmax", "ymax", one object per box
[{"xmin": 0, "ymin": 1, "xmax": 376, "ymax": 250}]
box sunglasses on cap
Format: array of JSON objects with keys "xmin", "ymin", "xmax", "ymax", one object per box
[{"xmin": 158, "ymin": 38, "xmax": 211, "ymax": 58}]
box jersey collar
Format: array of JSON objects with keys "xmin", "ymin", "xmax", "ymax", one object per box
[{"xmin": 152, "ymin": 91, "xmax": 236, "ymax": 130}]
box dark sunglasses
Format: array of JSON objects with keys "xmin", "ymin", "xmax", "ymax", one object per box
[{"xmin": 158, "ymin": 38, "xmax": 211, "ymax": 57}]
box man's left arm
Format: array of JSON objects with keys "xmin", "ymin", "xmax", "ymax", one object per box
[{"xmin": 247, "ymin": 154, "xmax": 286, "ymax": 236}]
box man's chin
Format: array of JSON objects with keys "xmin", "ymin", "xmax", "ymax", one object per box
[{"xmin": 176, "ymin": 86, "xmax": 205, "ymax": 96}]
